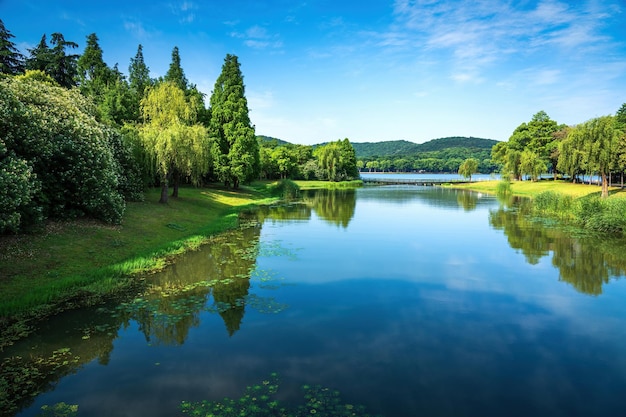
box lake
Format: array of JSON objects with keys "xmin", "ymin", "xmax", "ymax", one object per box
[{"xmin": 4, "ymin": 184, "xmax": 626, "ymax": 417}]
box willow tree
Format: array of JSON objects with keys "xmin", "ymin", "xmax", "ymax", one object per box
[
  {"xmin": 562, "ymin": 116, "xmax": 620, "ymax": 198},
  {"xmin": 458, "ymin": 158, "xmax": 479, "ymax": 181},
  {"xmin": 519, "ymin": 150, "xmax": 546, "ymax": 181},
  {"xmin": 140, "ymin": 82, "xmax": 210, "ymax": 203},
  {"xmin": 208, "ymin": 54, "xmax": 258, "ymax": 188}
]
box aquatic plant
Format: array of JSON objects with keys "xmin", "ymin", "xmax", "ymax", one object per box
[
  {"xmin": 180, "ymin": 373, "xmax": 379, "ymax": 417},
  {"xmin": 0, "ymin": 349, "xmax": 80, "ymax": 416}
]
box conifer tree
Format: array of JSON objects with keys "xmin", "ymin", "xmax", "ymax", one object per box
[
  {"xmin": 48, "ymin": 33, "xmax": 79, "ymax": 88},
  {"xmin": 164, "ymin": 46, "xmax": 188, "ymax": 92},
  {"xmin": 129, "ymin": 44, "xmax": 152, "ymax": 98},
  {"xmin": 26, "ymin": 34, "xmax": 51, "ymax": 73},
  {"xmin": 0, "ymin": 19, "xmax": 24, "ymax": 75},
  {"xmin": 208, "ymin": 54, "xmax": 259, "ymax": 188},
  {"xmin": 77, "ymin": 33, "xmax": 112, "ymax": 96}
]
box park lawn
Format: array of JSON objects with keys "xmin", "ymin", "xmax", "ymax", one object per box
[
  {"xmin": 0, "ymin": 185, "xmax": 275, "ymax": 320},
  {"xmin": 451, "ymin": 179, "xmax": 626, "ymax": 199}
]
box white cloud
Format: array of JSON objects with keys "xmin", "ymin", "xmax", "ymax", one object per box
[
  {"xmin": 169, "ymin": 1, "xmax": 197, "ymax": 24},
  {"xmin": 124, "ymin": 20, "xmax": 149, "ymax": 39}
]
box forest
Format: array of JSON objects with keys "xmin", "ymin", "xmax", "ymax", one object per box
[{"xmin": 0, "ymin": 20, "xmax": 359, "ymax": 235}]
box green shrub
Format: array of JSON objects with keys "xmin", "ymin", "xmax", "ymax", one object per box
[
  {"xmin": 270, "ymin": 179, "xmax": 301, "ymax": 201},
  {"xmin": 584, "ymin": 198, "xmax": 626, "ymax": 234},
  {"xmin": 495, "ymin": 179, "xmax": 511, "ymax": 197},
  {"xmin": 0, "ymin": 77, "xmax": 126, "ymax": 229},
  {"xmin": 533, "ymin": 191, "xmax": 572, "ymax": 216}
]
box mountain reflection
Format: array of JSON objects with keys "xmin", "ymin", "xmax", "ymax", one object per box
[{"xmin": 489, "ymin": 202, "xmax": 626, "ymax": 295}]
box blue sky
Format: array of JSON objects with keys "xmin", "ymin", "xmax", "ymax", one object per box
[{"xmin": 2, "ymin": 0, "xmax": 625, "ymax": 145}]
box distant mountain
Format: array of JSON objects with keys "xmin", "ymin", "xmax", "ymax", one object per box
[
  {"xmin": 351, "ymin": 140, "xmax": 421, "ymax": 159},
  {"xmin": 258, "ymin": 135, "xmax": 500, "ymax": 159},
  {"xmin": 416, "ymin": 137, "xmax": 499, "ymax": 152},
  {"xmin": 352, "ymin": 137, "xmax": 499, "ymax": 159}
]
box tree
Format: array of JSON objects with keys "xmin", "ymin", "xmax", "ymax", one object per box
[
  {"xmin": 338, "ymin": 138, "xmax": 359, "ymax": 179},
  {"xmin": 129, "ymin": 44, "xmax": 152, "ymax": 98},
  {"xmin": 48, "ymin": 33, "xmax": 79, "ymax": 88},
  {"xmin": 315, "ymin": 142, "xmax": 340, "ymax": 181},
  {"xmin": 164, "ymin": 46, "xmax": 188, "ymax": 92},
  {"xmin": 0, "ymin": 19, "xmax": 24, "ymax": 75},
  {"xmin": 208, "ymin": 54, "xmax": 258, "ymax": 188},
  {"xmin": 458, "ymin": 158, "xmax": 479, "ymax": 181},
  {"xmin": 139, "ymin": 82, "xmax": 210, "ymax": 203},
  {"xmin": 563, "ymin": 116, "xmax": 620, "ymax": 198},
  {"xmin": 495, "ymin": 111, "xmax": 561, "ymax": 180},
  {"xmin": 25, "ymin": 34, "xmax": 52, "ymax": 73},
  {"xmin": 519, "ymin": 150, "xmax": 547, "ymax": 181},
  {"xmin": 77, "ymin": 33, "xmax": 113, "ymax": 98},
  {"xmin": 314, "ymin": 139, "xmax": 358, "ymax": 181}
]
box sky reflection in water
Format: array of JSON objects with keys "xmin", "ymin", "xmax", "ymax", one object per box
[{"xmin": 12, "ymin": 185, "xmax": 626, "ymax": 417}]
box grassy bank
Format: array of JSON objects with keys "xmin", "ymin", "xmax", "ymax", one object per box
[
  {"xmin": 0, "ymin": 185, "xmax": 276, "ymax": 332},
  {"xmin": 449, "ymin": 179, "xmax": 626, "ymax": 199},
  {"xmin": 295, "ymin": 179, "xmax": 363, "ymax": 190}
]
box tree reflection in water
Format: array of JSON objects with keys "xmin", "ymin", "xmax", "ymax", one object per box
[{"xmin": 489, "ymin": 198, "xmax": 626, "ymax": 295}]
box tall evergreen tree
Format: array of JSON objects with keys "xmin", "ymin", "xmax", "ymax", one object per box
[
  {"xmin": 164, "ymin": 46, "xmax": 188, "ymax": 92},
  {"xmin": 0, "ymin": 19, "xmax": 24, "ymax": 75},
  {"xmin": 26, "ymin": 34, "xmax": 52, "ymax": 73},
  {"xmin": 208, "ymin": 54, "xmax": 259, "ymax": 188},
  {"xmin": 129, "ymin": 44, "xmax": 152, "ymax": 98},
  {"xmin": 48, "ymin": 32, "xmax": 79, "ymax": 88},
  {"xmin": 77, "ymin": 33, "xmax": 112, "ymax": 96}
]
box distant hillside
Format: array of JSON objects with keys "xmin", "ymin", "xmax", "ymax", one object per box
[
  {"xmin": 352, "ymin": 137, "xmax": 499, "ymax": 159},
  {"xmin": 257, "ymin": 135, "xmax": 291, "ymax": 147},
  {"xmin": 258, "ymin": 135, "xmax": 500, "ymax": 159},
  {"xmin": 417, "ymin": 137, "xmax": 499, "ymax": 152},
  {"xmin": 351, "ymin": 140, "xmax": 421, "ymax": 159}
]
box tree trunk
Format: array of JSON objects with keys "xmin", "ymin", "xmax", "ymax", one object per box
[
  {"xmin": 159, "ymin": 178, "xmax": 169, "ymax": 203},
  {"xmin": 171, "ymin": 170, "xmax": 180, "ymax": 198},
  {"xmin": 602, "ymin": 172, "xmax": 609, "ymax": 198},
  {"xmin": 159, "ymin": 172, "xmax": 172, "ymax": 203}
]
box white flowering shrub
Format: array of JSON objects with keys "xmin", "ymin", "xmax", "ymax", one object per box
[{"xmin": 0, "ymin": 77, "xmax": 125, "ymax": 231}]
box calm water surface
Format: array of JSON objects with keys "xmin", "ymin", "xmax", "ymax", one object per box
[{"xmin": 6, "ymin": 185, "xmax": 626, "ymax": 417}]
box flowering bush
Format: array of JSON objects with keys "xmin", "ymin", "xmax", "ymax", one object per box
[{"xmin": 0, "ymin": 76, "xmax": 126, "ymax": 231}]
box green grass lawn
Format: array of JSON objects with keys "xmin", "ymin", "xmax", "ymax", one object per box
[
  {"xmin": 0, "ymin": 185, "xmax": 276, "ymax": 321},
  {"xmin": 450, "ymin": 179, "xmax": 626, "ymax": 199}
]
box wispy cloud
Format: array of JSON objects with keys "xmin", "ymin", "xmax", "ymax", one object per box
[
  {"xmin": 379, "ymin": 0, "xmax": 624, "ymax": 82},
  {"xmin": 169, "ymin": 1, "xmax": 197, "ymax": 24},
  {"xmin": 124, "ymin": 19, "xmax": 150, "ymax": 39},
  {"xmin": 230, "ymin": 25, "xmax": 283, "ymax": 50}
]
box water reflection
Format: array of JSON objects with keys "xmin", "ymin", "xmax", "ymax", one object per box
[
  {"xmin": 489, "ymin": 201, "xmax": 626, "ymax": 295},
  {"xmin": 1, "ymin": 221, "xmax": 267, "ymax": 414},
  {"xmin": 302, "ymin": 189, "xmax": 356, "ymax": 227},
  {"xmin": 129, "ymin": 223, "xmax": 261, "ymax": 342}
]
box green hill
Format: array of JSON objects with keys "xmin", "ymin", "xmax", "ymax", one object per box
[
  {"xmin": 351, "ymin": 140, "xmax": 421, "ymax": 159},
  {"xmin": 352, "ymin": 137, "xmax": 499, "ymax": 159},
  {"xmin": 259, "ymin": 135, "xmax": 500, "ymax": 159}
]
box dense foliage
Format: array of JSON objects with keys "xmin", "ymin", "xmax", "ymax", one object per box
[
  {"xmin": 0, "ymin": 76, "xmax": 127, "ymax": 232},
  {"xmin": 493, "ymin": 109, "xmax": 626, "ymax": 198}
]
